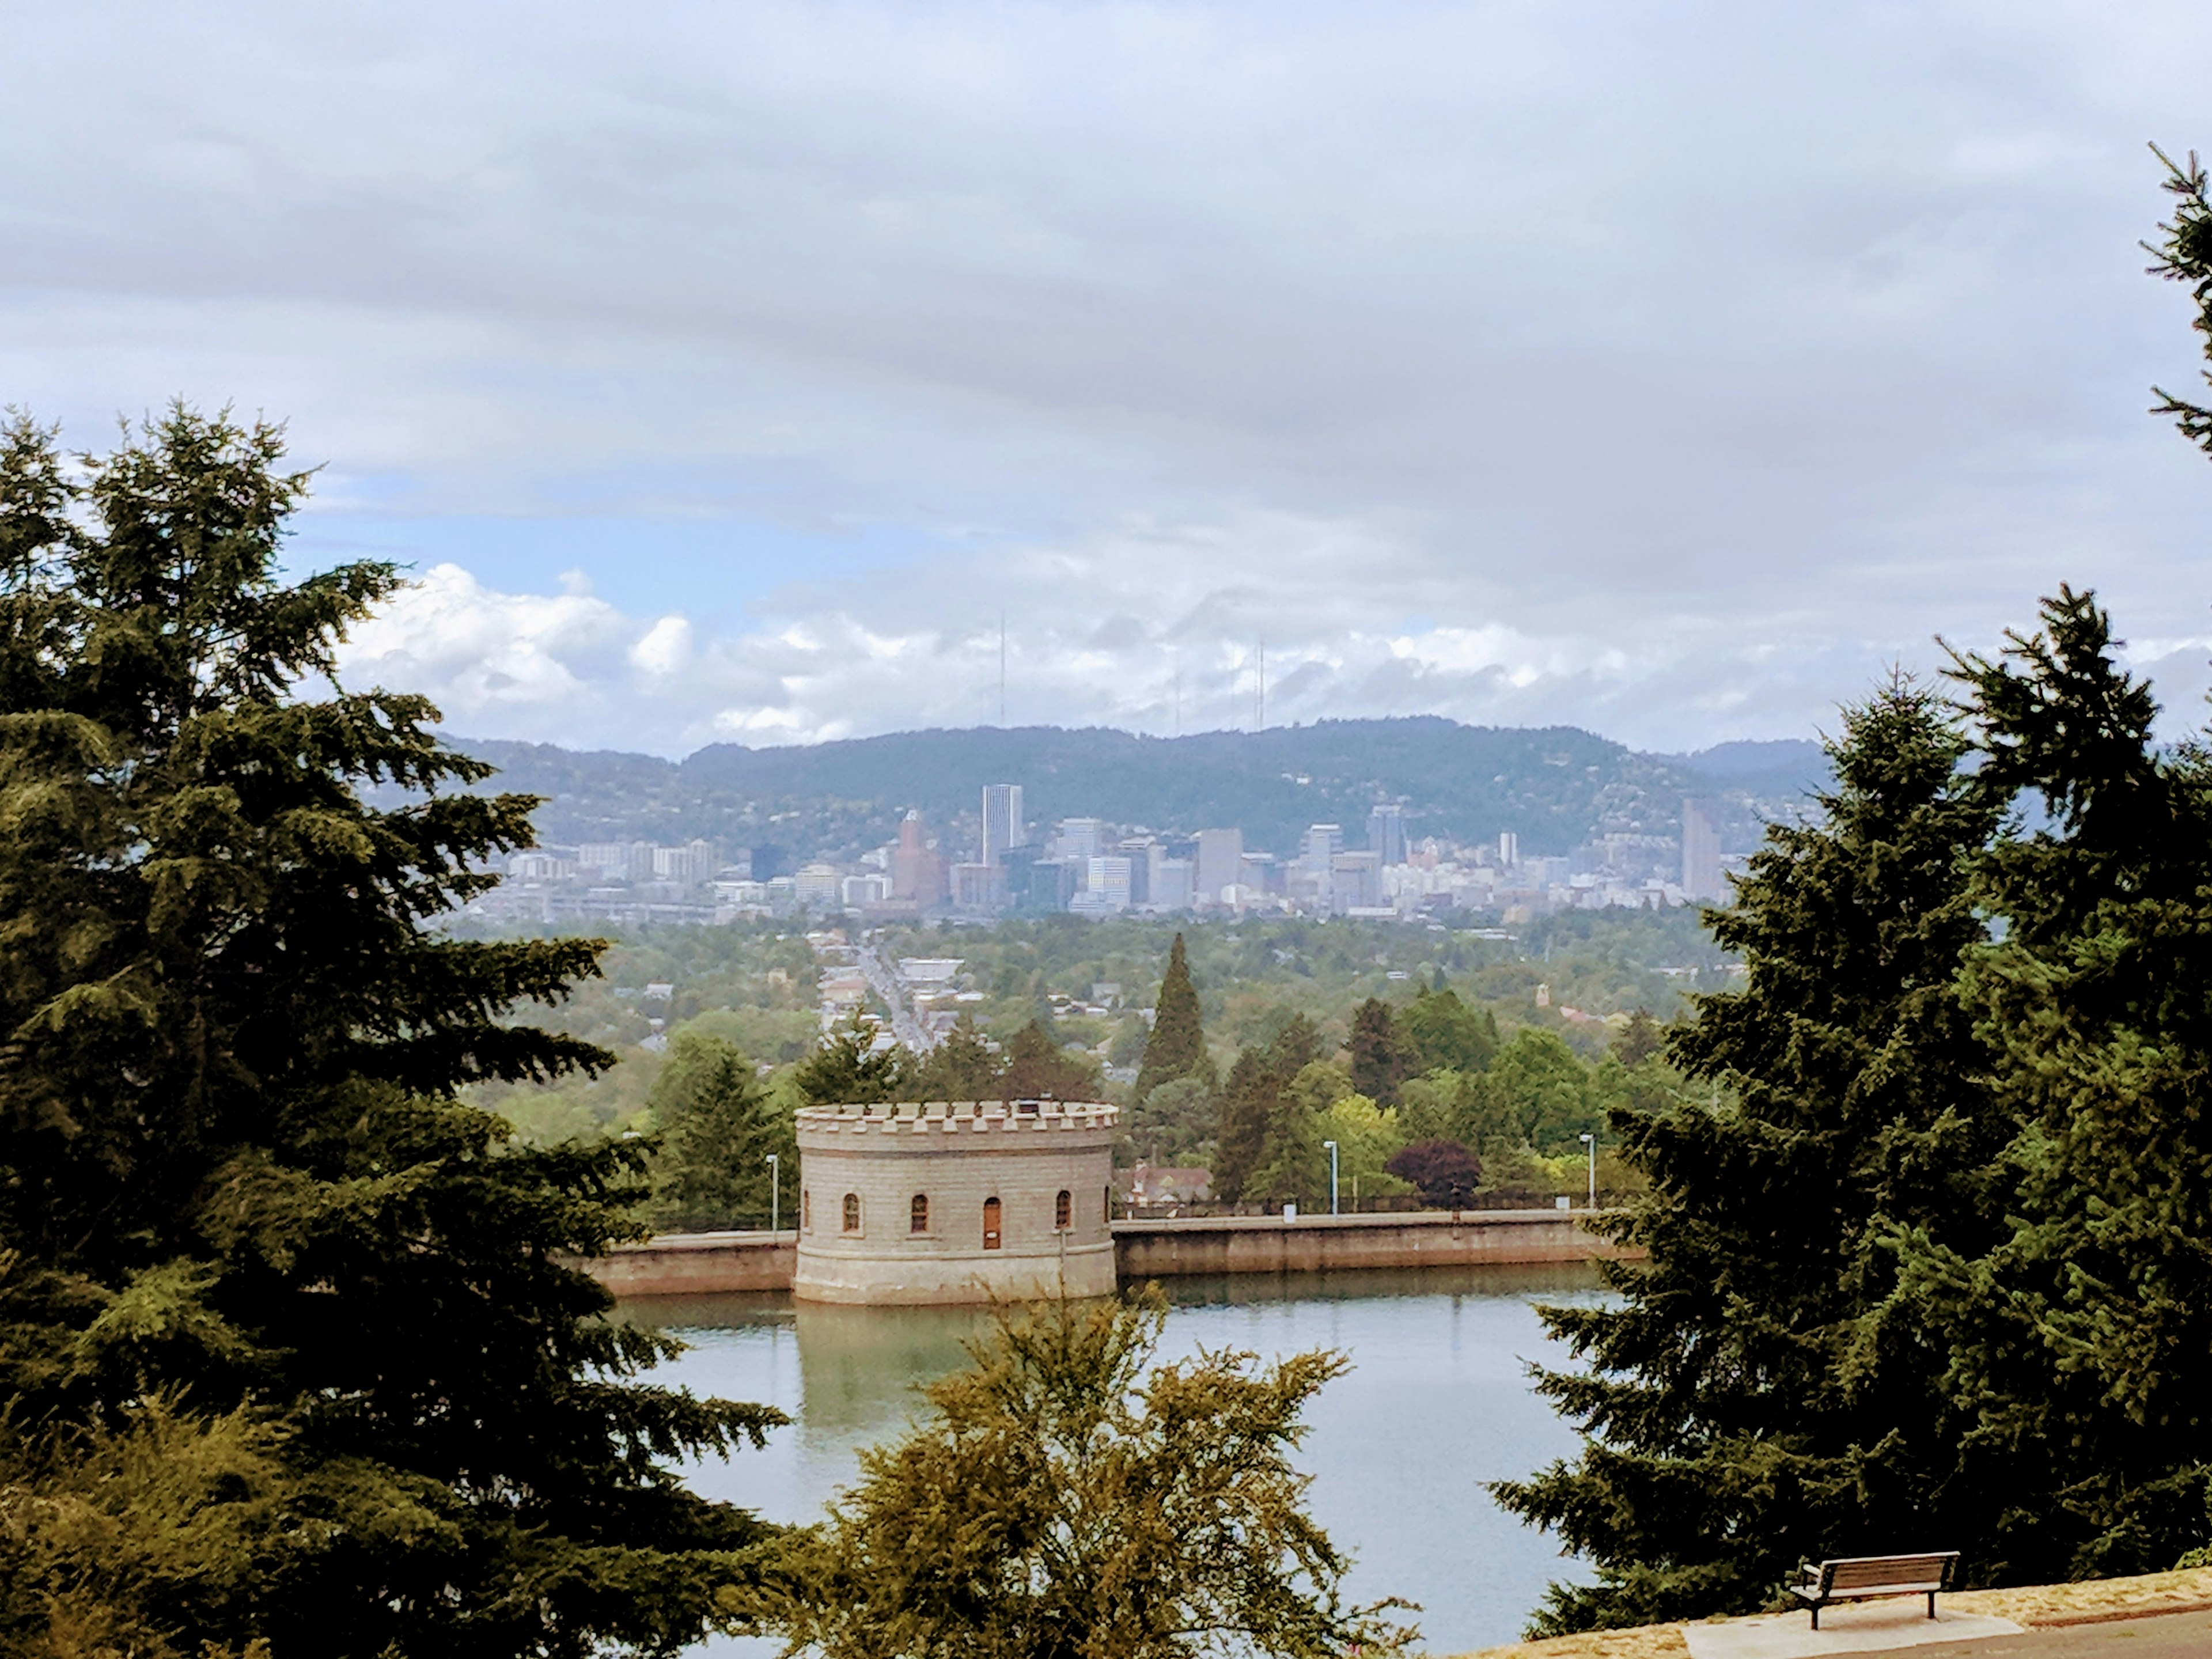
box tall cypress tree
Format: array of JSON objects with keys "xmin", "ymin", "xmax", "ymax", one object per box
[
  {"xmin": 1494, "ymin": 677, "xmax": 2003, "ymax": 1632},
  {"xmin": 0, "ymin": 410, "xmax": 781, "ymax": 1656},
  {"xmin": 1134, "ymin": 932, "xmax": 1207, "ymax": 1103}
]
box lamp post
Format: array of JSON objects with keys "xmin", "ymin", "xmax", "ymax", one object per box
[
  {"xmin": 1578, "ymin": 1132, "xmax": 1596, "ymax": 1209},
  {"xmin": 766, "ymin": 1153, "xmax": 780, "ymax": 1234},
  {"xmin": 1323, "ymin": 1139, "xmax": 1340, "ymax": 1217}
]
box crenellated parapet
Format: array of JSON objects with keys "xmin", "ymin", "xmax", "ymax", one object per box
[
  {"xmin": 795, "ymin": 1100, "xmax": 1119, "ymax": 1137},
  {"xmin": 793, "ymin": 1100, "xmax": 1119, "ymax": 1305}
]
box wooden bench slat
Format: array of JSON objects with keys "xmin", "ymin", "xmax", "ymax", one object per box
[{"xmin": 1788, "ymin": 1551, "xmax": 1958, "ymax": 1630}]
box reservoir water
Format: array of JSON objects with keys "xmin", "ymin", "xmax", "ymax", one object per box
[{"xmin": 627, "ymin": 1263, "xmax": 1605, "ymax": 1657}]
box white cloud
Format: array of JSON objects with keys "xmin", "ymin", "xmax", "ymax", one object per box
[{"xmin": 13, "ymin": 1, "xmax": 2212, "ymax": 751}]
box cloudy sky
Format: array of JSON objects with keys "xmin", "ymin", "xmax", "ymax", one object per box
[{"xmin": 7, "ymin": 1, "xmax": 2212, "ymax": 754}]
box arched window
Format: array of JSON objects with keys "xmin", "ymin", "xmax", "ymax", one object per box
[
  {"xmin": 982, "ymin": 1196, "xmax": 1002, "ymax": 1251},
  {"xmin": 802, "ymin": 1190, "xmax": 812, "ymax": 1232},
  {"xmin": 1055, "ymin": 1188, "xmax": 1072, "ymax": 1230},
  {"xmin": 911, "ymin": 1193, "xmax": 930, "ymax": 1233},
  {"xmin": 842, "ymin": 1192, "xmax": 861, "ymax": 1233}
]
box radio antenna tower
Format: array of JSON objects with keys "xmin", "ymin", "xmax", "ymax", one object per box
[
  {"xmin": 998, "ymin": 611, "xmax": 1007, "ymax": 726},
  {"xmin": 1256, "ymin": 639, "xmax": 1266, "ymax": 730}
]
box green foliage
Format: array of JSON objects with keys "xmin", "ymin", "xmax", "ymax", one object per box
[
  {"xmin": 1396, "ymin": 983, "xmax": 1500, "ymax": 1075},
  {"xmin": 1468, "ymin": 1029, "xmax": 1604, "ymax": 1154},
  {"xmin": 752, "ymin": 1293, "xmax": 1415, "ymax": 1659},
  {"xmin": 1494, "ymin": 675, "xmax": 2005, "ymax": 1633},
  {"xmin": 1348, "ymin": 997, "xmax": 1415, "ymax": 1103},
  {"xmin": 1134, "ymin": 932, "xmax": 1209, "ymax": 1101},
  {"xmin": 1001, "ymin": 1021, "xmax": 1102, "ymax": 1101},
  {"xmin": 647, "ymin": 1031, "xmax": 796, "ymax": 1231},
  {"xmin": 1918, "ymin": 588, "xmax": 2212, "ymax": 1581},
  {"xmin": 0, "ymin": 408, "xmax": 782, "ymax": 1657},
  {"xmin": 1213, "ymin": 1016, "xmax": 1321, "ymax": 1202},
  {"xmin": 792, "ymin": 1010, "xmax": 911, "ymax": 1104},
  {"xmin": 908, "ymin": 1013, "xmax": 1003, "ymax": 1100},
  {"xmin": 1130, "ymin": 1076, "xmax": 1217, "ymax": 1166}
]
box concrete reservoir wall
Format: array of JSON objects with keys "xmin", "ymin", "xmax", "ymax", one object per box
[{"xmin": 584, "ymin": 1209, "xmax": 1627, "ymax": 1298}]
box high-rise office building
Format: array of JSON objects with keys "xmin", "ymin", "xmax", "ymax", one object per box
[
  {"xmin": 1056, "ymin": 817, "xmax": 1108, "ymax": 865},
  {"xmin": 892, "ymin": 809, "xmax": 948, "ymax": 907},
  {"xmin": 1301, "ymin": 823, "xmax": 1344, "ymax": 873},
  {"xmin": 982, "ymin": 784, "xmax": 1027, "ymax": 865},
  {"xmin": 1498, "ymin": 830, "xmax": 1520, "ymax": 869},
  {"xmin": 1194, "ymin": 828, "xmax": 1244, "ymax": 906},
  {"xmin": 1366, "ymin": 804, "xmax": 1406, "ymax": 869},
  {"xmin": 1681, "ymin": 797, "xmax": 1724, "ymax": 902},
  {"xmin": 1085, "ymin": 855, "xmax": 1133, "ymax": 911},
  {"xmin": 1330, "ymin": 851, "xmax": 1381, "ymax": 912},
  {"xmin": 1149, "ymin": 857, "xmax": 1194, "ymax": 912}
]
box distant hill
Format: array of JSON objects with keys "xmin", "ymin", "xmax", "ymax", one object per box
[{"xmin": 434, "ymin": 718, "xmax": 1830, "ymax": 867}]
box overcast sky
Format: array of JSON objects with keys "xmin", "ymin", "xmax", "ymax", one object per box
[{"xmin": 7, "ymin": 1, "xmax": 2212, "ymax": 755}]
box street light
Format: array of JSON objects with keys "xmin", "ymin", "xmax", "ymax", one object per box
[
  {"xmin": 1323, "ymin": 1139, "xmax": 1340, "ymax": 1217},
  {"xmin": 1578, "ymin": 1132, "xmax": 1596, "ymax": 1209},
  {"xmin": 766, "ymin": 1153, "xmax": 781, "ymax": 1234}
]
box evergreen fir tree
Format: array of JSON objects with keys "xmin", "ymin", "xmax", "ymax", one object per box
[
  {"xmin": 0, "ymin": 408, "xmax": 782, "ymax": 1657},
  {"xmin": 649, "ymin": 1031, "xmax": 796, "ymax": 1231},
  {"xmin": 1213, "ymin": 1017, "xmax": 1320, "ymax": 1202},
  {"xmin": 1134, "ymin": 932, "xmax": 1207, "ymax": 1102},
  {"xmin": 791, "ymin": 1009, "xmax": 912, "ymax": 1104},
  {"xmin": 910, "ymin": 1013, "xmax": 1003, "ymax": 1100},
  {"xmin": 1493, "ymin": 677, "xmax": 2003, "ymax": 1632},
  {"xmin": 1930, "ymin": 586, "xmax": 2212, "ymax": 1580},
  {"xmin": 1347, "ymin": 998, "xmax": 1414, "ymax": 1103}
]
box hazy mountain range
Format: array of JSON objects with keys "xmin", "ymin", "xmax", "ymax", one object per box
[{"xmin": 430, "ymin": 718, "xmax": 1830, "ymax": 871}]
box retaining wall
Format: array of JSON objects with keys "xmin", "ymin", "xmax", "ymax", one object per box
[
  {"xmin": 581, "ymin": 1210, "xmax": 1626, "ymax": 1297},
  {"xmin": 585, "ymin": 1230, "xmax": 796, "ymax": 1297},
  {"xmin": 1110, "ymin": 1209, "xmax": 1629, "ymax": 1277}
]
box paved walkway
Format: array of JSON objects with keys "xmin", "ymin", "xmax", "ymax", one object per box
[{"xmin": 1690, "ymin": 1608, "xmax": 2212, "ymax": 1659}]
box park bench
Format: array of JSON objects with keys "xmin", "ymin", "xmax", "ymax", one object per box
[{"xmin": 1787, "ymin": 1552, "xmax": 1959, "ymax": 1629}]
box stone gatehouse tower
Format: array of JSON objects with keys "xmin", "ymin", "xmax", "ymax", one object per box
[{"xmin": 793, "ymin": 1100, "xmax": 1118, "ymax": 1305}]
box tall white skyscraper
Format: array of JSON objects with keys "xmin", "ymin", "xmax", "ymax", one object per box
[
  {"xmin": 982, "ymin": 783, "xmax": 1026, "ymax": 865},
  {"xmin": 1498, "ymin": 830, "xmax": 1520, "ymax": 869},
  {"xmin": 1681, "ymin": 797, "xmax": 1724, "ymax": 901}
]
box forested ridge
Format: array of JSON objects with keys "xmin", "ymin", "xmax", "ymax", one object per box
[{"xmin": 433, "ymin": 722, "xmax": 1824, "ymax": 863}]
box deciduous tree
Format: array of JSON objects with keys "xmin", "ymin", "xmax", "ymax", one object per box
[{"xmin": 755, "ymin": 1293, "xmax": 1414, "ymax": 1659}]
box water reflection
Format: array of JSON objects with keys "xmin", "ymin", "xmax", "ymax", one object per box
[{"xmin": 622, "ymin": 1263, "xmax": 1605, "ymax": 1656}]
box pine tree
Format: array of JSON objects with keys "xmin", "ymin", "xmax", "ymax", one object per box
[
  {"xmin": 1493, "ymin": 677, "xmax": 2003, "ymax": 1632},
  {"xmin": 0, "ymin": 409, "xmax": 782, "ymax": 1657},
  {"xmin": 649, "ymin": 1031, "xmax": 796, "ymax": 1230},
  {"xmin": 791, "ymin": 1009, "xmax": 912, "ymax": 1104},
  {"xmin": 910, "ymin": 1013, "xmax": 1003, "ymax": 1100},
  {"xmin": 1931, "ymin": 589, "xmax": 2212, "ymax": 1580},
  {"xmin": 1347, "ymin": 998, "xmax": 1414, "ymax": 1103},
  {"xmin": 1134, "ymin": 932, "xmax": 1207, "ymax": 1101}
]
